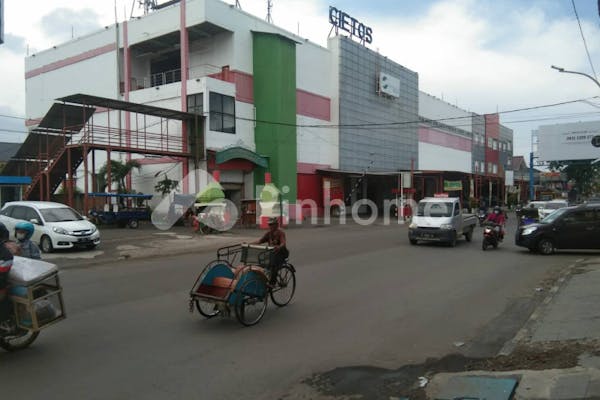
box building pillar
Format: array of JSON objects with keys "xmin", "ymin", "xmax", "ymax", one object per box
[{"xmin": 180, "ymin": 0, "xmax": 190, "ymax": 194}]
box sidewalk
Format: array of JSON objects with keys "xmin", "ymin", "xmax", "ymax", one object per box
[
  {"xmin": 426, "ymin": 257, "xmax": 600, "ymax": 400},
  {"xmin": 42, "ymin": 222, "xmax": 258, "ymax": 269}
]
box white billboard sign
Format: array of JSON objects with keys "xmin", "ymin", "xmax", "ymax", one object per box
[
  {"xmin": 505, "ymin": 170, "xmax": 514, "ymax": 186},
  {"xmin": 378, "ymin": 72, "xmax": 400, "ymax": 98},
  {"xmin": 538, "ymin": 120, "xmax": 600, "ymax": 161}
]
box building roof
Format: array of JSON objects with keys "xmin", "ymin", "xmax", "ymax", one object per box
[
  {"xmin": 512, "ymin": 155, "xmax": 527, "ymax": 171},
  {"xmin": 57, "ymin": 94, "xmax": 198, "ymax": 121},
  {"xmin": 0, "ymin": 142, "xmax": 23, "ymax": 162}
]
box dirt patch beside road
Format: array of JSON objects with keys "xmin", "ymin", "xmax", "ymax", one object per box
[{"xmin": 301, "ymin": 340, "xmax": 600, "ymax": 400}]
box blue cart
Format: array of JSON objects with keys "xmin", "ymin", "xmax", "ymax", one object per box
[
  {"xmin": 88, "ymin": 193, "xmax": 153, "ymax": 229},
  {"xmin": 189, "ymin": 244, "xmax": 296, "ymax": 326}
]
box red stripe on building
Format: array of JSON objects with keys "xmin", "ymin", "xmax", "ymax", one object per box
[
  {"xmin": 418, "ymin": 127, "xmax": 472, "ymax": 152},
  {"xmin": 297, "ymin": 89, "xmax": 331, "ymax": 121},
  {"xmin": 209, "ymin": 68, "xmax": 254, "ymax": 104},
  {"xmin": 211, "ymin": 69, "xmax": 331, "ymax": 121},
  {"xmin": 25, "ymin": 118, "xmax": 42, "ymax": 127},
  {"xmin": 297, "ymin": 162, "xmax": 330, "ymax": 174},
  {"xmin": 25, "ymin": 43, "xmax": 117, "ymax": 79}
]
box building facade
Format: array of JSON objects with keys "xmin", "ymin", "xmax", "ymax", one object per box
[{"xmin": 20, "ymin": 0, "xmax": 513, "ymax": 218}]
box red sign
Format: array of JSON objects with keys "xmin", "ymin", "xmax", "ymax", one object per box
[{"xmin": 434, "ymin": 193, "xmax": 449, "ymax": 198}]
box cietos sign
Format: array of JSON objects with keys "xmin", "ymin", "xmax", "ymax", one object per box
[{"xmin": 329, "ymin": 6, "xmax": 373, "ymax": 44}]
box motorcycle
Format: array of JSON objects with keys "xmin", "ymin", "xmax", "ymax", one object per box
[
  {"xmin": 482, "ymin": 222, "xmax": 502, "ymax": 250},
  {"xmin": 0, "ymin": 257, "xmax": 66, "ymax": 352}
]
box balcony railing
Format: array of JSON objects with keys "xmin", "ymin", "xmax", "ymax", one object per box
[{"xmin": 128, "ymin": 64, "xmax": 223, "ymax": 92}]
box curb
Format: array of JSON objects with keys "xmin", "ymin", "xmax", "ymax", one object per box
[{"xmin": 497, "ymin": 258, "xmax": 585, "ymax": 356}]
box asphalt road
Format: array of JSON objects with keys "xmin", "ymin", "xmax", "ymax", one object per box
[{"xmin": 0, "ymin": 218, "xmax": 584, "ymax": 399}]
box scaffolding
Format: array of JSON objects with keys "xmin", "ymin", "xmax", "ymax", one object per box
[{"xmin": 5, "ymin": 94, "xmax": 203, "ymax": 215}]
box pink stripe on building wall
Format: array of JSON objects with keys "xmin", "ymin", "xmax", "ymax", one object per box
[
  {"xmin": 209, "ymin": 69, "xmax": 254, "ymax": 104},
  {"xmin": 419, "ymin": 127, "xmax": 472, "ymax": 152},
  {"xmin": 297, "ymin": 162, "xmax": 330, "ymax": 174},
  {"xmin": 25, "ymin": 43, "xmax": 117, "ymax": 79},
  {"xmin": 297, "ymin": 89, "xmax": 331, "ymax": 121},
  {"xmin": 211, "ymin": 69, "xmax": 331, "ymax": 121}
]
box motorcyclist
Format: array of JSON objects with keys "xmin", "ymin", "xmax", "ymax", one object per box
[
  {"xmin": 253, "ymin": 217, "xmax": 289, "ymax": 285},
  {"xmin": 485, "ymin": 205, "xmax": 506, "ymax": 240},
  {"xmin": 15, "ymin": 221, "xmax": 41, "ymax": 260},
  {"xmin": 0, "ymin": 222, "xmax": 15, "ymax": 332}
]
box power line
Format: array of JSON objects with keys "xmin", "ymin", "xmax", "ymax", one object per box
[{"xmin": 571, "ymin": 0, "xmax": 597, "ymax": 80}]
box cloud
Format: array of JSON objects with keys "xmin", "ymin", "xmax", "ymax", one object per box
[
  {"xmin": 2, "ymin": 34, "xmax": 27, "ymax": 54},
  {"xmin": 40, "ymin": 8, "xmax": 102, "ymax": 43}
]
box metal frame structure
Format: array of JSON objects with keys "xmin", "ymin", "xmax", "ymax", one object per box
[{"xmin": 5, "ymin": 94, "xmax": 203, "ymax": 215}]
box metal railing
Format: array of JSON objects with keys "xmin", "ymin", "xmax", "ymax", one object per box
[
  {"xmin": 77, "ymin": 125, "xmax": 186, "ymax": 154},
  {"xmin": 129, "ymin": 64, "xmax": 223, "ymax": 91}
]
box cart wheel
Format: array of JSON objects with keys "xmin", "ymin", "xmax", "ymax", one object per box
[
  {"xmin": 195, "ymin": 299, "xmax": 220, "ymax": 318},
  {"xmin": 270, "ymin": 264, "xmax": 296, "ymax": 307},
  {"xmin": 0, "ymin": 329, "xmax": 39, "ymax": 351},
  {"xmin": 234, "ymin": 278, "xmax": 268, "ymax": 326},
  {"xmin": 127, "ymin": 219, "xmax": 139, "ymax": 229}
]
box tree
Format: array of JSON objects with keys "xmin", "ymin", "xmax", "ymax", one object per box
[
  {"xmin": 96, "ymin": 159, "xmax": 141, "ymax": 193},
  {"xmin": 154, "ymin": 174, "xmax": 179, "ymax": 196},
  {"xmin": 549, "ymin": 159, "xmax": 600, "ymax": 197}
]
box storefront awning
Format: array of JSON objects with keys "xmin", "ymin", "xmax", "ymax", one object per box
[
  {"xmin": 0, "ymin": 176, "xmax": 32, "ymax": 185},
  {"xmin": 215, "ymin": 147, "xmax": 268, "ymax": 168}
]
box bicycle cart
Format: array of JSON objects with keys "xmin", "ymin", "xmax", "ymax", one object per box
[{"xmin": 189, "ymin": 244, "xmax": 296, "ymax": 326}]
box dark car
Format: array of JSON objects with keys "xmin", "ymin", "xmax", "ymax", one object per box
[{"xmin": 515, "ymin": 204, "xmax": 600, "ymax": 254}]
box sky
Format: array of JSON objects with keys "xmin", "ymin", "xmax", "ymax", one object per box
[{"xmin": 1, "ymin": 0, "xmax": 600, "ymax": 161}]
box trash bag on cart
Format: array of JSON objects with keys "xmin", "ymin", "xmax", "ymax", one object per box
[{"xmin": 8, "ymin": 256, "xmax": 58, "ymax": 285}]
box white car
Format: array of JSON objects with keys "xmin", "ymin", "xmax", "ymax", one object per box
[
  {"xmin": 0, "ymin": 201, "xmax": 101, "ymax": 253},
  {"xmin": 538, "ymin": 200, "xmax": 569, "ymax": 219}
]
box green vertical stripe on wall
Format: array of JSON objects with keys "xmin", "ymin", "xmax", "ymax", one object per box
[{"xmin": 252, "ymin": 32, "xmax": 297, "ymax": 202}]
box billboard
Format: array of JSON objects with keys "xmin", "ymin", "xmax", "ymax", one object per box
[
  {"xmin": 378, "ymin": 72, "xmax": 400, "ymax": 98},
  {"xmin": 537, "ymin": 120, "xmax": 600, "ymax": 161}
]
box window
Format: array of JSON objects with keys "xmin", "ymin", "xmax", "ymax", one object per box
[
  {"xmin": 11, "ymin": 206, "xmax": 29, "ymax": 220},
  {"xmin": 493, "ymin": 139, "xmax": 498, "ymax": 150},
  {"xmin": 187, "ymin": 93, "xmax": 204, "ymax": 115},
  {"xmin": 474, "ymin": 161, "xmax": 479, "ymax": 172},
  {"xmin": 209, "ymin": 92, "xmax": 236, "ymax": 134},
  {"xmin": 493, "ymin": 164, "xmax": 498, "ymax": 174},
  {"xmin": 508, "ymin": 141, "xmax": 512, "ymax": 151},
  {"xmin": 25, "ymin": 208, "xmax": 41, "ymax": 223},
  {"xmin": 563, "ymin": 210, "xmax": 595, "ymax": 224},
  {"xmin": 488, "ymin": 162, "xmax": 493, "ymax": 173},
  {"xmin": 40, "ymin": 207, "xmax": 83, "ymax": 223},
  {"xmin": 0, "ymin": 206, "xmax": 14, "ymax": 217},
  {"xmin": 488, "ymin": 137, "xmax": 493, "ymax": 148}
]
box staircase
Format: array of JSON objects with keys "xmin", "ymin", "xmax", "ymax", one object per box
[{"xmin": 25, "ymin": 145, "xmax": 85, "ymax": 201}]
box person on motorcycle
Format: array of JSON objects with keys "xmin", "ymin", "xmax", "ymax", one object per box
[
  {"xmin": 485, "ymin": 206, "xmax": 506, "ymax": 240},
  {"xmin": 253, "ymin": 217, "xmax": 289, "ymax": 285},
  {"xmin": 0, "ymin": 222, "xmax": 15, "ymax": 333},
  {"xmin": 15, "ymin": 221, "xmax": 41, "ymax": 260}
]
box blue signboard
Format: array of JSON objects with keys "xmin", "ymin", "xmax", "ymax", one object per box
[{"xmin": 329, "ymin": 6, "xmax": 372, "ymax": 44}]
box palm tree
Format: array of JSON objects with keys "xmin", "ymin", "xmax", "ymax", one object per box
[{"xmin": 96, "ymin": 159, "xmax": 141, "ymax": 193}]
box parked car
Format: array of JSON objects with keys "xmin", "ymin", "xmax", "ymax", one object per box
[
  {"xmin": 408, "ymin": 197, "xmax": 477, "ymax": 246},
  {"xmin": 0, "ymin": 201, "xmax": 101, "ymax": 253},
  {"xmin": 538, "ymin": 199, "xmax": 569, "ymax": 219},
  {"xmin": 515, "ymin": 203, "xmax": 600, "ymax": 254}
]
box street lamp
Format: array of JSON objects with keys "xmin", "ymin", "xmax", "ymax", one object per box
[{"xmin": 551, "ymin": 65, "xmax": 600, "ymax": 90}]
